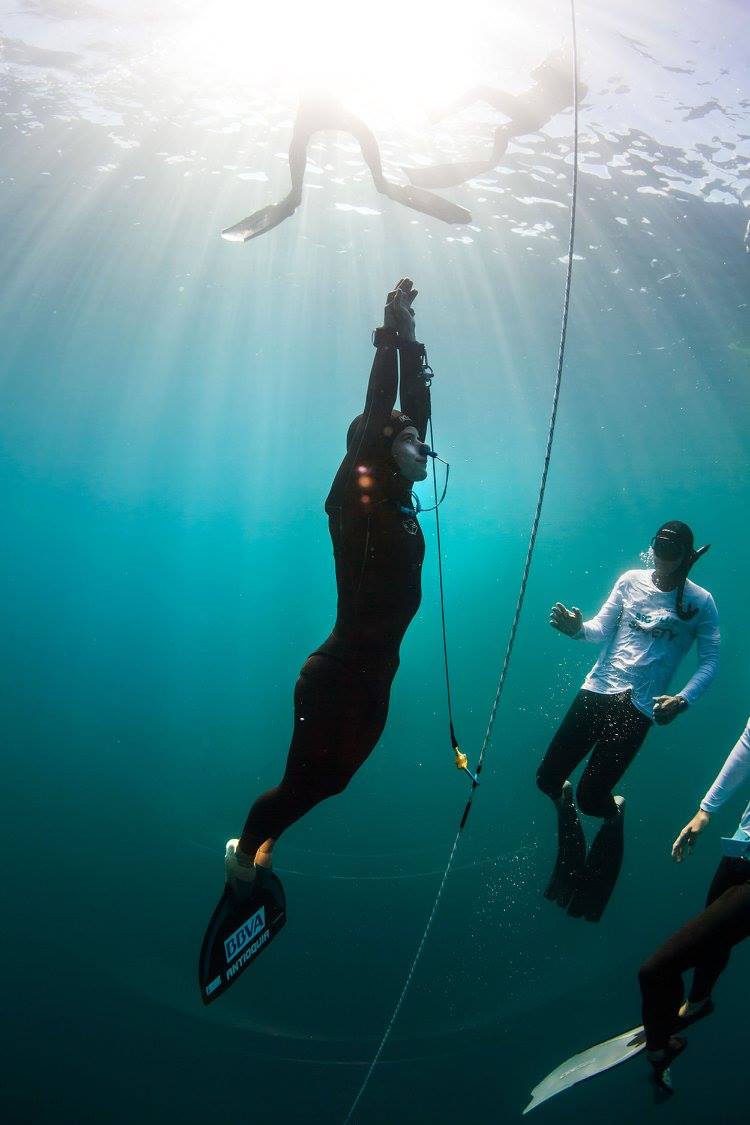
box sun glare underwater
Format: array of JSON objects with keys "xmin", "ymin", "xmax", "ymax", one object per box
[{"xmin": 1, "ymin": 0, "xmax": 749, "ymax": 1123}]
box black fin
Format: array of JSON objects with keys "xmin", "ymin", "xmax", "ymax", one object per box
[
  {"xmin": 221, "ymin": 201, "xmax": 291, "ymax": 243},
  {"xmin": 567, "ymin": 809, "xmax": 624, "ymax": 923},
  {"xmin": 380, "ymin": 181, "xmax": 471, "ymax": 224},
  {"xmin": 403, "ymin": 160, "xmax": 494, "ymax": 190},
  {"xmin": 198, "ymin": 870, "xmax": 286, "ymax": 1004},
  {"xmin": 544, "ymin": 794, "xmax": 586, "ymax": 908}
]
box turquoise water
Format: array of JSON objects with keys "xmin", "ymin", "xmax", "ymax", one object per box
[{"xmin": 2, "ymin": 1, "xmax": 749, "ymax": 1121}]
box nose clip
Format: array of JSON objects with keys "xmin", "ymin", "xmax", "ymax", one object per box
[{"xmin": 417, "ymin": 442, "xmax": 435, "ymax": 458}]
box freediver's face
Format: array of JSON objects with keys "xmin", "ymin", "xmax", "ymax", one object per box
[
  {"xmin": 391, "ymin": 427, "xmax": 428, "ymax": 482},
  {"xmin": 652, "ymin": 542, "xmax": 685, "ymax": 578}
]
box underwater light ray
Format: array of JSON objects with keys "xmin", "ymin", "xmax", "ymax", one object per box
[{"xmin": 164, "ymin": 0, "xmax": 491, "ymax": 119}]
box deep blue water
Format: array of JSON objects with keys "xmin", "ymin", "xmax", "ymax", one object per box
[{"xmin": 1, "ymin": 2, "xmax": 749, "ymax": 1122}]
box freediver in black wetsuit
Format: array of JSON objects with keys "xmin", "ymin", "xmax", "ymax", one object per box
[
  {"xmin": 221, "ymin": 91, "xmax": 471, "ymax": 243},
  {"xmin": 231, "ymin": 276, "xmax": 431, "ymax": 873},
  {"xmin": 403, "ymin": 48, "xmax": 588, "ymax": 190},
  {"xmin": 199, "ymin": 279, "xmax": 438, "ymax": 1000}
]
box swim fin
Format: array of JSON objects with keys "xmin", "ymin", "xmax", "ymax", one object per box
[
  {"xmin": 198, "ymin": 868, "xmax": 286, "ymax": 1004},
  {"xmin": 544, "ymin": 782, "xmax": 586, "ymax": 909},
  {"xmin": 524, "ymin": 1025, "xmax": 646, "ymax": 1114},
  {"xmin": 380, "ymin": 181, "xmax": 471, "ymax": 224},
  {"xmin": 403, "ymin": 160, "xmax": 495, "ymax": 190},
  {"xmin": 648, "ymin": 1036, "xmax": 687, "ymax": 1095},
  {"xmin": 221, "ymin": 201, "xmax": 294, "ymax": 243},
  {"xmin": 567, "ymin": 800, "xmax": 624, "ymax": 923}
]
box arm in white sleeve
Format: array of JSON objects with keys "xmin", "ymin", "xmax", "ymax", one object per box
[
  {"xmin": 678, "ymin": 595, "xmax": 720, "ymax": 705},
  {"xmin": 700, "ymin": 719, "xmax": 750, "ymax": 812},
  {"xmin": 577, "ymin": 576, "xmax": 625, "ymax": 643}
]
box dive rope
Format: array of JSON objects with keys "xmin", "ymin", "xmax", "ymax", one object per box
[
  {"xmin": 342, "ymin": 3, "xmax": 580, "ymax": 1119},
  {"xmin": 423, "ymin": 382, "xmax": 476, "ymax": 782}
]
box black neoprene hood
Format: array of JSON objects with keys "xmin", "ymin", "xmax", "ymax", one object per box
[
  {"xmin": 654, "ymin": 520, "xmax": 695, "ymax": 556},
  {"xmin": 346, "ymin": 409, "xmax": 415, "ymax": 455}
]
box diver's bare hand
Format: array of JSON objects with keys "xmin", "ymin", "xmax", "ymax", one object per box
[
  {"xmin": 384, "ymin": 278, "xmax": 418, "ymax": 342},
  {"xmin": 653, "ymin": 694, "xmax": 687, "ymax": 725},
  {"xmin": 672, "ymin": 809, "xmax": 710, "ymax": 862},
  {"xmin": 550, "ymin": 602, "xmax": 582, "ymax": 637}
]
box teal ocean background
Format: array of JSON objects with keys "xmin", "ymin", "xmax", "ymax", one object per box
[{"xmin": 1, "ymin": 1, "xmax": 748, "ymax": 1121}]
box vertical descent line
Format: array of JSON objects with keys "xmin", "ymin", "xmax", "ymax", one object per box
[{"xmin": 342, "ymin": 5, "xmax": 580, "ymax": 1120}]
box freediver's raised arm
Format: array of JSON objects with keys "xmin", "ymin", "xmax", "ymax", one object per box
[
  {"xmin": 345, "ymin": 278, "xmax": 421, "ymax": 458},
  {"xmin": 387, "ymin": 279, "xmax": 430, "ymax": 441},
  {"xmin": 325, "ymin": 342, "xmax": 398, "ymax": 508},
  {"xmin": 326, "ymin": 283, "xmax": 420, "ymax": 508},
  {"xmin": 398, "ymin": 341, "xmax": 431, "ymax": 442}
]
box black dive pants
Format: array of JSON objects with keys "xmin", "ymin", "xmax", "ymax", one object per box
[
  {"xmin": 639, "ymin": 856, "xmax": 750, "ymax": 1050},
  {"xmin": 537, "ymin": 689, "xmax": 652, "ymax": 818},
  {"xmin": 239, "ymin": 653, "xmax": 390, "ymax": 857}
]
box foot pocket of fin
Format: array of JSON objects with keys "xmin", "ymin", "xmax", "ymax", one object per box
[{"xmin": 649, "ymin": 1036, "xmax": 687, "ymax": 1096}]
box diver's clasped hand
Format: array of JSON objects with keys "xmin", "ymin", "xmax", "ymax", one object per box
[
  {"xmin": 550, "ymin": 602, "xmax": 583, "ymax": 637},
  {"xmin": 652, "ymin": 694, "xmax": 688, "ymax": 725},
  {"xmin": 384, "ymin": 278, "xmax": 418, "ymax": 343}
]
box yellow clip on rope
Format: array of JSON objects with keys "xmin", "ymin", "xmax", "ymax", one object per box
[{"xmin": 453, "ymin": 745, "xmax": 479, "ymax": 784}]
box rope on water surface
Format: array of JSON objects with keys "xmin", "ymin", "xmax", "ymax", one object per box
[{"xmin": 342, "ymin": 3, "xmax": 581, "ymax": 1120}]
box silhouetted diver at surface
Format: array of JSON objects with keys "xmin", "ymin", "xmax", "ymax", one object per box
[
  {"xmin": 404, "ymin": 49, "xmax": 588, "ymax": 189},
  {"xmin": 221, "ymin": 92, "xmax": 471, "ymax": 242}
]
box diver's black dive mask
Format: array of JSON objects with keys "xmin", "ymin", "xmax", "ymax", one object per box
[
  {"xmin": 651, "ymin": 533, "xmax": 683, "ymax": 562},
  {"xmin": 651, "ymin": 531, "xmax": 711, "ymax": 566}
]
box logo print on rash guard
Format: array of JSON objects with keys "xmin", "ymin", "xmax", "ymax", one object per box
[
  {"xmin": 629, "ymin": 614, "xmax": 678, "ymax": 642},
  {"xmin": 402, "ymin": 519, "xmax": 418, "ymax": 536}
]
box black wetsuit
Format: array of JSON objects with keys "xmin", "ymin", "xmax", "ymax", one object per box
[
  {"xmin": 537, "ymin": 690, "xmax": 652, "ymax": 819},
  {"xmin": 639, "ymin": 855, "xmax": 750, "ymax": 1050},
  {"xmin": 239, "ymin": 336, "xmax": 429, "ymax": 856}
]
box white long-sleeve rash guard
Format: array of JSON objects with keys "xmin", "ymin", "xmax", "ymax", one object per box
[
  {"xmin": 700, "ymin": 718, "xmax": 750, "ymax": 839},
  {"xmin": 575, "ymin": 568, "xmax": 720, "ymax": 720}
]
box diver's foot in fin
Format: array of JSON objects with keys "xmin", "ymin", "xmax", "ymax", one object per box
[
  {"xmin": 567, "ymin": 796, "xmax": 625, "ymax": 923},
  {"xmin": 221, "ymin": 201, "xmax": 293, "ymax": 243},
  {"xmin": 199, "ymin": 856, "xmax": 286, "ymax": 1005},
  {"xmin": 544, "ymin": 781, "xmax": 586, "ymax": 908},
  {"xmin": 647, "ymin": 1036, "xmax": 687, "ymax": 1094},
  {"xmin": 225, "ymin": 838, "xmax": 258, "ymax": 898},
  {"xmin": 254, "ymin": 837, "xmax": 275, "ymax": 871},
  {"xmin": 677, "ymin": 997, "xmax": 714, "ymax": 1029},
  {"xmin": 403, "ymin": 160, "xmax": 494, "ymax": 190},
  {"xmin": 380, "ymin": 181, "xmax": 471, "ymax": 225}
]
